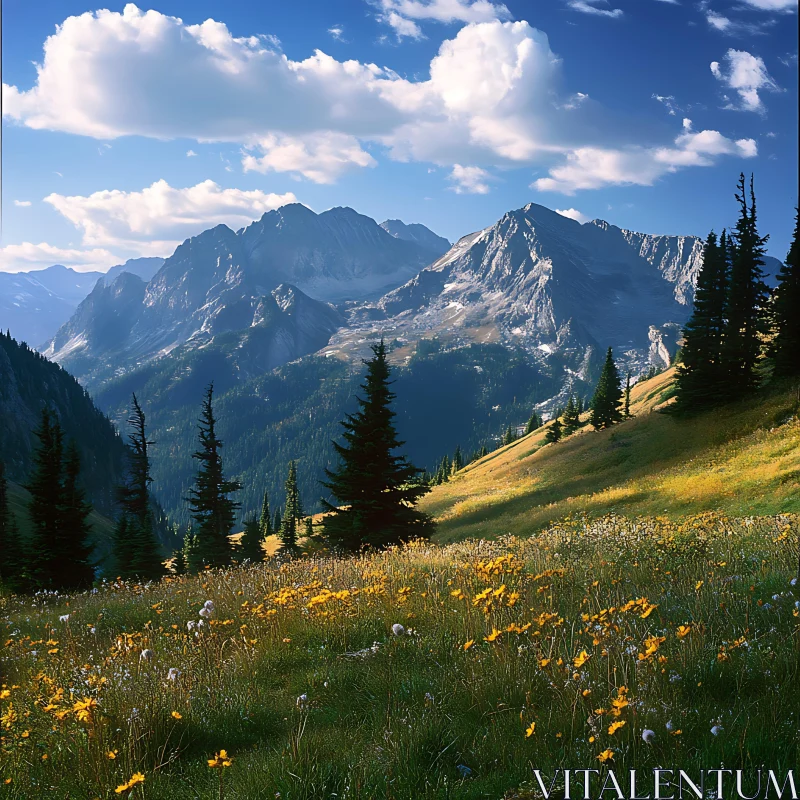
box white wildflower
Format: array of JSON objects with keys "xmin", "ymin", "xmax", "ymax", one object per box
[
  {"xmin": 199, "ymin": 607, "xmax": 212, "ymax": 619},
  {"xmin": 187, "ymin": 621, "xmax": 196, "ymax": 632},
  {"xmin": 167, "ymin": 668, "xmax": 181, "ymax": 682},
  {"xmin": 391, "ymin": 623, "xmax": 405, "ymax": 636},
  {"xmin": 642, "ymin": 729, "xmax": 656, "ymax": 744},
  {"xmin": 296, "ymin": 694, "xmax": 308, "ymax": 708},
  {"xmin": 59, "ymin": 614, "xmax": 70, "ymax": 623},
  {"xmin": 711, "ymin": 725, "xmax": 723, "ymax": 736},
  {"xmin": 140, "ymin": 649, "xmax": 154, "ymax": 662},
  {"xmin": 203, "ymin": 600, "xmax": 215, "ymax": 611}
]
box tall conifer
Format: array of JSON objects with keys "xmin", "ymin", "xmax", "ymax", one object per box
[
  {"xmin": 259, "ymin": 490, "xmax": 272, "ymax": 538},
  {"xmin": 322, "ymin": 340, "xmax": 433, "ymax": 551},
  {"xmin": 771, "ymin": 209, "xmax": 800, "ymax": 377},
  {"xmin": 239, "ymin": 518, "xmax": 265, "ymax": 563},
  {"xmin": 0, "ymin": 460, "xmax": 26, "ymax": 592},
  {"xmin": 60, "ymin": 441, "xmax": 95, "ymax": 588},
  {"xmin": 544, "ymin": 418, "xmax": 563, "ymax": 444},
  {"xmin": 722, "ymin": 174, "xmax": 769, "ymax": 395},
  {"xmin": 590, "ymin": 348, "xmax": 623, "ymax": 430},
  {"xmin": 562, "ymin": 396, "xmax": 580, "ymax": 435},
  {"xmin": 279, "ymin": 461, "xmax": 302, "ymax": 554},
  {"xmin": 188, "ymin": 384, "xmax": 241, "ymax": 569}
]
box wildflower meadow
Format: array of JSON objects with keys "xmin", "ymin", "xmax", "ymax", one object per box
[{"xmin": 2, "ymin": 513, "xmax": 799, "ymax": 799}]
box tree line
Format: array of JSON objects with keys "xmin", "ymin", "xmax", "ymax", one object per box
[{"xmin": 0, "ymin": 340, "xmax": 433, "ymax": 592}]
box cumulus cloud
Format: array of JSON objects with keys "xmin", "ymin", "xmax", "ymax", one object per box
[
  {"xmin": 242, "ymin": 132, "xmax": 376, "ymax": 183},
  {"xmin": 555, "ymin": 207, "xmax": 589, "ymax": 223},
  {"xmin": 374, "ymin": 0, "xmax": 511, "ymax": 38},
  {"xmin": 328, "ymin": 26, "xmax": 345, "ymax": 40},
  {"xmin": 14, "ymin": 200, "xmax": 32, "ymax": 207},
  {"xmin": 711, "ymin": 49, "xmax": 779, "ymax": 112},
  {"xmin": 533, "ymin": 120, "xmax": 756, "ymax": 194},
  {"xmin": 567, "ymin": 0, "xmax": 624, "ymax": 18},
  {"xmin": 2, "ymin": 5, "xmax": 758, "ymax": 194},
  {"xmin": 449, "ymin": 164, "xmax": 492, "ymax": 193},
  {"xmin": 43, "ymin": 179, "xmax": 297, "ymax": 255},
  {"xmin": 0, "ymin": 242, "xmax": 118, "ymax": 274},
  {"xmin": 739, "ymin": 0, "xmax": 796, "ymax": 9}
]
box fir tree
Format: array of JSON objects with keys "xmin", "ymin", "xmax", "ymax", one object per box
[
  {"xmin": 525, "ymin": 411, "xmax": 540, "ymax": 435},
  {"xmin": 116, "ymin": 396, "xmax": 163, "ymax": 581},
  {"xmin": 183, "ymin": 529, "xmax": 202, "ymax": 575},
  {"xmin": 172, "ymin": 547, "xmax": 187, "ymax": 575},
  {"xmin": 771, "ymin": 208, "xmax": 800, "ymax": 377},
  {"xmin": 59, "ymin": 441, "xmax": 96, "ymax": 588},
  {"xmin": 721, "ymin": 174, "xmax": 770, "ymax": 396},
  {"xmin": 279, "ymin": 460, "xmax": 302, "ymax": 554},
  {"xmin": 26, "ymin": 409, "xmax": 65, "ymax": 589},
  {"xmin": 623, "ymin": 373, "xmax": 632, "ymax": 418},
  {"xmin": 674, "ymin": 231, "xmax": 730, "ymax": 412},
  {"xmin": 451, "ymin": 445, "xmax": 464, "ymax": 474},
  {"xmin": 562, "ymin": 396, "xmax": 580, "ymax": 435},
  {"xmin": 188, "ymin": 384, "xmax": 241, "ymax": 569},
  {"xmin": 544, "ymin": 418, "xmax": 563, "ymax": 444},
  {"xmin": 259, "ymin": 490, "xmax": 272, "ymax": 539},
  {"xmin": 0, "ymin": 459, "xmax": 26, "ymax": 592},
  {"xmin": 273, "ymin": 508, "xmax": 283, "ymax": 536},
  {"xmin": 239, "ymin": 518, "xmax": 265, "ymax": 563},
  {"xmin": 322, "ymin": 340, "xmax": 434, "ymax": 551},
  {"xmin": 304, "ymin": 516, "xmax": 314, "ymax": 541},
  {"xmin": 576, "ymin": 397, "xmax": 585, "ymax": 415},
  {"xmin": 590, "ymin": 348, "xmax": 623, "ymax": 430}
]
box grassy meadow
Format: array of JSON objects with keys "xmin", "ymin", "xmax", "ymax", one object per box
[
  {"xmin": 2, "ymin": 513, "xmax": 799, "ymax": 799},
  {"xmin": 422, "ymin": 370, "xmax": 800, "ymax": 542}
]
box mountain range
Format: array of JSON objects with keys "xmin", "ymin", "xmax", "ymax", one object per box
[{"xmin": 0, "ymin": 258, "xmax": 164, "ymax": 346}]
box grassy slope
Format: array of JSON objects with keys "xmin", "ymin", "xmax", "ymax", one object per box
[{"xmin": 423, "ymin": 369, "xmax": 800, "ymax": 542}]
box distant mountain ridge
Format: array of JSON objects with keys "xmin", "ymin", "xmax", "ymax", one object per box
[{"xmin": 0, "ymin": 258, "xmax": 164, "ymax": 346}]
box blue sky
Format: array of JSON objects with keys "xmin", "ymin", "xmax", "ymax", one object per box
[{"xmin": 1, "ymin": 0, "xmax": 797, "ymax": 272}]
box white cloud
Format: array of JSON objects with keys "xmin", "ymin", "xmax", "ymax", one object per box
[
  {"xmin": 242, "ymin": 132, "xmax": 376, "ymax": 183},
  {"xmin": 739, "ymin": 0, "xmax": 796, "ymax": 10},
  {"xmin": 186, "ymin": 149, "xmax": 198, "ymax": 157},
  {"xmin": 0, "ymin": 242, "xmax": 118, "ymax": 273},
  {"xmin": 533, "ymin": 120, "xmax": 756, "ymax": 194},
  {"xmin": 328, "ymin": 26, "xmax": 345, "ymax": 40},
  {"xmin": 449, "ymin": 164, "xmax": 491, "ymax": 193},
  {"xmin": 374, "ymin": 0, "xmax": 511, "ymax": 38},
  {"xmin": 567, "ymin": 0, "xmax": 623, "ymax": 18},
  {"xmin": 652, "ymin": 94, "xmax": 680, "ymax": 115},
  {"xmin": 711, "ymin": 49, "xmax": 779, "ymax": 112},
  {"xmin": 14, "ymin": 200, "xmax": 32, "ymax": 207},
  {"xmin": 43, "ymin": 179, "xmax": 298, "ymax": 256},
  {"xmin": 2, "ymin": 6, "xmax": 757, "ymax": 195},
  {"xmin": 555, "ymin": 207, "xmax": 589, "ymax": 223}
]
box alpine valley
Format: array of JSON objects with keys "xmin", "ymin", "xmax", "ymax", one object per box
[{"xmin": 13, "ymin": 200, "xmax": 781, "ymax": 521}]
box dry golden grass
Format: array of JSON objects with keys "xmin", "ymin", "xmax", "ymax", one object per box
[{"xmin": 423, "ymin": 370, "xmax": 800, "ymax": 542}]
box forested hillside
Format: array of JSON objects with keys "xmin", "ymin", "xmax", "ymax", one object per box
[
  {"xmin": 92, "ymin": 342, "xmax": 568, "ymax": 524},
  {"xmin": 0, "ymin": 331, "xmax": 126, "ymax": 513}
]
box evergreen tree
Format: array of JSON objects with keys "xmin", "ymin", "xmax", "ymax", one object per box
[
  {"xmin": 0, "ymin": 459, "xmax": 26, "ymax": 592},
  {"xmin": 525, "ymin": 411, "xmax": 540, "ymax": 435},
  {"xmin": 721, "ymin": 174, "xmax": 770, "ymax": 395},
  {"xmin": 590, "ymin": 348, "xmax": 623, "ymax": 430},
  {"xmin": 478, "ymin": 445, "xmax": 488, "ymax": 459},
  {"xmin": 576, "ymin": 397, "xmax": 584, "ymax": 415},
  {"xmin": 239, "ymin": 518, "xmax": 265, "ymax": 563},
  {"xmin": 259, "ymin": 490, "xmax": 272, "ymax": 539},
  {"xmin": 562, "ymin": 396, "xmax": 580, "ymax": 435},
  {"xmin": 304, "ymin": 516, "xmax": 314, "ymax": 541},
  {"xmin": 183, "ymin": 529, "xmax": 202, "ymax": 575},
  {"xmin": 172, "ymin": 547, "xmax": 187, "ymax": 575},
  {"xmin": 188, "ymin": 384, "xmax": 241, "ymax": 569},
  {"xmin": 26, "ymin": 409, "xmax": 65, "ymax": 589},
  {"xmin": 322, "ymin": 340, "xmax": 434, "ymax": 551},
  {"xmin": 279, "ymin": 460, "xmax": 302, "ymax": 554},
  {"xmin": 273, "ymin": 508, "xmax": 283, "ymax": 536},
  {"xmin": 544, "ymin": 418, "xmax": 563, "ymax": 444},
  {"xmin": 771, "ymin": 208, "xmax": 800, "ymax": 377},
  {"xmin": 623, "ymin": 373, "xmax": 632, "ymax": 418},
  {"xmin": 502, "ymin": 425, "xmax": 517, "ymax": 446},
  {"xmin": 59, "ymin": 441, "xmax": 95, "ymax": 588},
  {"xmin": 116, "ymin": 396, "xmax": 163, "ymax": 581},
  {"xmin": 674, "ymin": 231, "xmax": 731, "ymax": 411},
  {"xmin": 451, "ymin": 446, "xmax": 464, "ymax": 474}
]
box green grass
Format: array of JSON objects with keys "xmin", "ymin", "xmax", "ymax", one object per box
[
  {"xmin": 422, "ymin": 370, "xmax": 800, "ymax": 542},
  {"xmin": 1, "ymin": 514, "xmax": 798, "ymax": 799}
]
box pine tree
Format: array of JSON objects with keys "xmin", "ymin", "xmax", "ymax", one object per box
[
  {"xmin": 273, "ymin": 508, "xmax": 283, "ymax": 536},
  {"xmin": 623, "ymin": 373, "xmax": 632, "ymax": 418},
  {"xmin": 721, "ymin": 174, "xmax": 770, "ymax": 396},
  {"xmin": 322, "ymin": 340, "xmax": 434, "ymax": 551},
  {"xmin": 304, "ymin": 516, "xmax": 314, "ymax": 540},
  {"xmin": 771, "ymin": 208, "xmax": 800, "ymax": 377},
  {"xmin": 674, "ymin": 231, "xmax": 731, "ymax": 412},
  {"xmin": 183, "ymin": 529, "xmax": 202, "ymax": 575},
  {"xmin": 525, "ymin": 411, "xmax": 540, "ymax": 435},
  {"xmin": 451, "ymin": 446, "xmax": 464, "ymax": 474},
  {"xmin": 544, "ymin": 418, "xmax": 563, "ymax": 444},
  {"xmin": 562, "ymin": 396, "xmax": 580, "ymax": 435},
  {"xmin": 172, "ymin": 547, "xmax": 187, "ymax": 575},
  {"xmin": 259, "ymin": 490, "xmax": 272, "ymax": 539},
  {"xmin": 116, "ymin": 396, "xmax": 163, "ymax": 581},
  {"xmin": 0, "ymin": 459, "xmax": 26, "ymax": 592},
  {"xmin": 188, "ymin": 384, "xmax": 241, "ymax": 569},
  {"xmin": 279, "ymin": 460, "xmax": 302, "ymax": 554},
  {"xmin": 59, "ymin": 441, "xmax": 95, "ymax": 588},
  {"xmin": 576, "ymin": 397, "xmax": 585, "ymax": 415},
  {"xmin": 26, "ymin": 409, "xmax": 65, "ymax": 589},
  {"xmin": 239, "ymin": 518, "xmax": 265, "ymax": 563},
  {"xmin": 590, "ymin": 348, "xmax": 623, "ymax": 430}
]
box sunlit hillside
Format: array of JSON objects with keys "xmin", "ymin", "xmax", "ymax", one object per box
[{"xmin": 422, "ymin": 370, "xmax": 800, "ymax": 542}]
